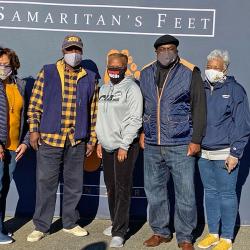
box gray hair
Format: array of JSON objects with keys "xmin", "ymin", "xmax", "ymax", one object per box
[{"xmin": 207, "ymin": 49, "xmax": 230, "ymax": 69}]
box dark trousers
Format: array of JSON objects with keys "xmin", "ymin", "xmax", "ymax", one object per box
[
  {"xmin": 33, "ymin": 138, "xmax": 85, "ymax": 233},
  {"xmin": 102, "ymin": 142, "xmax": 139, "ymax": 238}
]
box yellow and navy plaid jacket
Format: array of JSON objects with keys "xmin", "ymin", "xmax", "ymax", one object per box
[{"xmin": 28, "ymin": 60, "xmax": 98, "ymax": 148}]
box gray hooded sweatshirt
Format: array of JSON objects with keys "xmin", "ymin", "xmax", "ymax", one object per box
[{"xmin": 96, "ymin": 76, "xmax": 143, "ymax": 151}]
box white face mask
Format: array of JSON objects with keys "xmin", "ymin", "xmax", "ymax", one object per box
[
  {"xmin": 205, "ymin": 69, "xmax": 226, "ymax": 83},
  {"xmin": 64, "ymin": 53, "xmax": 82, "ymax": 67}
]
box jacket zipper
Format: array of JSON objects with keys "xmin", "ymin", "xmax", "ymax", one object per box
[{"xmin": 156, "ymin": 62, "xmax": 177, "ymax": 145}]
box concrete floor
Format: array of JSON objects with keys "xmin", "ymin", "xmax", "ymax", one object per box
[{"xmin": 0, "ymin": 217, "xmax": 249, "ymax": 250}]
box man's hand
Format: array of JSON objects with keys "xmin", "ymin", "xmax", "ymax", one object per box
[
  {"xmin": 139, "ymin": 133, "xmax": 145, "ymax": 149},
  {"xmin": 117, "ymin": 148, "xmax": 128, "ymax": 162},
  {"xmin": 15, "ymin": 144, "xmax": 28, "ymax": 161},
  {"xmin": 96, "ymin": 144, "xmax": 102, "ymax": 159},
  {"xmin": 187, "ymin": 143, "xmax": 201, "ymax": 156},
  {"xmin": 30, "ymin": 132, "xmax": 41, "ymax": 151},
  {"xmin": 225, "ymin": 155, "xmax": 238, "ymax": 173},
  {"xmin": 0, "ymin": 144, "xmax": 5, "ymax": 161},
  {"xmin": 86, "ymin": 144, "xmax": 94, "ymax": 157}
]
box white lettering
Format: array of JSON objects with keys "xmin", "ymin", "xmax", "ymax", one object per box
[
  {"xmin": 44, "ymin": 12, "xmax": 54, "ymax": 23},
  {"xmin": 135, "ymin": 16, "xmax": 142, "ymax": 27},
  {"xmin": 201, "ymin": 18, "xmax": 210, "ymax": 29},
  {"xmin": 83, "ymin": 14, "xmax": 92, "ymax": 25},
  {"xmin": 111, "ymin": 15, "xmax": 121, "ymax": 26},
  {"xmin": 188, "ymin": 18, "xmax": 195, "ymax": 29},
  {"xmin": 96, "ymin": 14, "xmax": 106, "ymax": 26},
  {"xmin": 157, "ymin": 14, "xmax": 167, "ymax": 28},
  {"xmin": 74, "ymin": 13, "xmax": 78, "ymax": 24},
  {"xmin": 0, "ymin": 6, "xmax": 4, "ymax": 21},
  {"xmin": 11, "ymin": 11, "xmax": 21, "ymax": 22},
  {"xmin": 175, "ymin": 17, "xmax": 182, "ymax": 29},
  {"xmin": 60, "ymin": 13, "xmax": 68, "ymax": 24},
  {"xmin": 27, "ymin": 11, "xmax": 38, "ymax": 23}
]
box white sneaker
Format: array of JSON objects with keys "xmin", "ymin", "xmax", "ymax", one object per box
[
  {"xmin": 103, "ymin": 226, "xmax": 130, "ymax": 237},
  {"xmin": 27, "ymin": 230, "xmax": 46, "ymax": 242},
  {"xmin": 63, "ymin": 225, "xmax": 88, "ymax": 237},
  {"xmin": 103, "ymin": 226, "xmax": 112, "ymax": 236},
  {"xmin": 110, "ymin": 236, "xmax": 124, "ymax": 248}
]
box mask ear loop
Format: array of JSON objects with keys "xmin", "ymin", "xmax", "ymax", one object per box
[{"xmin": 223, "ymin": 63, "xmax": 229, "ymax": 75}]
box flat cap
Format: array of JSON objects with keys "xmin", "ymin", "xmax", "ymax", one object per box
[{"xmin": 154, "ymin": 35, "xmax": 179, "ymax": 49}]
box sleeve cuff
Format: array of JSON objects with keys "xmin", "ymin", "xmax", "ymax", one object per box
[
  {"xmin": 119, "ymin": 143, "xmax": 129, "ymax": 151},
  {"xmin": 230, "ymin": 148, "xmax": 242, "ymax": 159},
  {"xmin": 88, "ymin": 137, "xmax": 97, "ymax": 146},
  {"xmin": 29, "ymin": 125, "xmax": 39, "ymax": 133},
  {"xmin": 191, "ymin": 136, "xmax": 203, "ymax": 144}
]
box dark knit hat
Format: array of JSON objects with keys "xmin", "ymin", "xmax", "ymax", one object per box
[{"xmin": 154, "ymin": 35, "xmax": 179, "ymax": 49}]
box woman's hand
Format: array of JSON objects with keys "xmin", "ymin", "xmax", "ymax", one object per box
[
  {"xmin": 225, "ymin": 155, "xmax": 238, "ymax": 173},
  {"xmin": 15, "ymin": 143, "xmax": 28, "ymax": 161},
  {"xmin": 96, "ymin": 144, "xmax": 102, "ymax": 159},
  {"xmin": 139, "ymin": 133, "xmax": 145, "ymax": 149},
  {"xmin": 117, "ymin": 148, "xmax": 128, "ymax": 162},
  {"xmin": 0, "ymin": 144, "xmax": 5, "ymax": 161}
]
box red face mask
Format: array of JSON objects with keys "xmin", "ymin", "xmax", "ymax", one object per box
[{"xmin": 107, "ymin": 67, "xmax": 127, "ymax": 84}]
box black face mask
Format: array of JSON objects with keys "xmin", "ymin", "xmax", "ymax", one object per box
[{"xmin": 107, "ymin": 67, "xmax": 127, "ymax": 84}]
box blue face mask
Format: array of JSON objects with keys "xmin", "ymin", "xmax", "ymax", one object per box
[
  {"xmin": 64, "ymin": 53, "xmax": 82, "ymax": 67},
  {"xmin": 0, "ymin": 65, "xmax": 12, "ymax": 80}
]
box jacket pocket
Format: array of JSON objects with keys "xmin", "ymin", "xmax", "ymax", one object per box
[{"xmin": 162, "ymin": 115, "xmax": 190, "ymax": 138}]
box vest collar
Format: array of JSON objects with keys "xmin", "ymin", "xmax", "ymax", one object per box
[{"xmin": 56, "ymin": 59, "xmax": 87, "ymax": 94}]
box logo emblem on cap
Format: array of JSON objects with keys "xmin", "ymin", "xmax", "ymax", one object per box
[{"xmin": 67, "ymin": 36, "xmax": 79, "ymax": 42}]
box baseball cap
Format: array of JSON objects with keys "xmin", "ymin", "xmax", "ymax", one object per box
[{"xmin": 62, "ymin": 35, "xmax": 83, "ymax": 50}]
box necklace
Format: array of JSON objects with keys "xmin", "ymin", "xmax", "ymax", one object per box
[{"xmin": 7, "ymin": 84, "xmax": 16, "ymax": 113}]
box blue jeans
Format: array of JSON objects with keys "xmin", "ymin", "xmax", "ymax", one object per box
[
  {"xmin": 144, "ymin": 143, "xmax": 197, "ymax": 243},
  {"xmin": 0, "ymin": 150, "xmax": 17, "ymax": 194},
  {"xmin": 198, "ymin": 158, "xmax": 239, "ymax": 239},
  {"xmin": 0, "ymin": 150, "xmax": 17, "ymax": 231}
]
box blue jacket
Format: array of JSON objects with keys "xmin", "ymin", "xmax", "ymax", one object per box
[
  {"xmin": 140, "ymin": 59, "xmax": 195, "ymax": 145},
  {"xmin": 202, "ymin": 76, "xmax": 250, "ymax": 158},
  {"xmin": 0, "ymin": 77, "xmax": 29, "ymax": 147},
  {"xmin": 39, "ymin": 62, "xmax": 96, "ymax": 140}
]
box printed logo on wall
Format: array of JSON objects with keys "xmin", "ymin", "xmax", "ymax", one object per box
[{"xmin": 0, "ymin": 1, "xmax": 216, "ymax": 37}]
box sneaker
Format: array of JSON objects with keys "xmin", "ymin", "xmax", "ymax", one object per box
[
  {"xmin": 27, "ymin": 230, "xmax": 46, "ymax": 242},
  {"xmin": 0, "ymin": 232, "xmax": 13, "ymax": 244},
  {"xmin": 63, "ymin": 225, "xmax": 88, "ymax": 237},
  {"xmin": 212, "ymin": 239, "xmax": 232, "ymax": 250},
  {"xmin": 103, "ymin": 226, "xmax": 130, "ymax": 237},
  {"xmin": 103, "ymin": 226, "xmax": 113, "ymax": 236},
  {"xmin": 110, "ymin": 236, "xmax": 124, "ymax": 248},
  {"xmin": 198, "ymin": 234, "xmax": 219, "ymax": 248}
]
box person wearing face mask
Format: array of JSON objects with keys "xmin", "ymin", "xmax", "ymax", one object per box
[
  {"xmin": 27, "ymin": 35, "xmax": 99, "ymax": 242},
  {"xmin": 197, "ymin": 50, "xmax": 250, "ymax": 250},
  {"xmin": 139, "ymin": 35, "xmax": 206, "ymax": 250},
  {"xmin": 95, "ymin": 53, "xmax": 143, "ymax": 248},
  {"xmin": 0, "ymin": 47, "xmax": 29, "ymax": 244}
]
